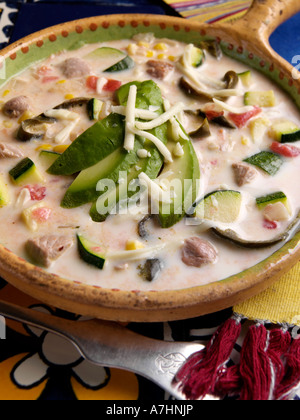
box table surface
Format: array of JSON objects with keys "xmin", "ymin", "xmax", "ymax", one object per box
[{"xmin": 0, "ymin": 0, "xmax": 299, "ymax": 401}]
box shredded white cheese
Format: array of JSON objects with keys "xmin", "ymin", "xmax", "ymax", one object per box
[
  {"xmin": 135, "ymin": 102, "xmax": 186, "ymax": 131},
  {"xmin": 54, "ymin": 118, "xmax": 80, "ymax": 144},
  {"xmin": 111, "ymin": 105, "xmax": 159, "ymax": 120},
  {"xmin": 137, "ymin": 149, "xmax": 149, "ymax": 159},
  {"xmin": 128, "ymin": 124, "xmax": 173, "ymax": 163},
  {"xmin": 97, "ymin": 77, "xmax": 108, "ymax": 94},
  {"xmin": 124, "ymin": 85, "xmax": 137, "ymax": 152},
  {"xmin": 107, "ymin": 242, "xmax": 166, "ymax": 262},
  {"xmin": 213, "ymin": 98, "xmax": 254, "ymax": 114},
  {"xmin": 164, "ymin": 99, "xmax": 189, "ymax": 142},
  {"xmin": 173, "ymin": 142, "xmax": 184, "ymax": 157},
  {"xmin": 44, "ymin": 109, "xmax": 79, "ymax": 121}
]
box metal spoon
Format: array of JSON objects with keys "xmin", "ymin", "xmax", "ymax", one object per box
[{"xmin": 0, "ymin": 299, "xmax": 204, "ymax": 400}]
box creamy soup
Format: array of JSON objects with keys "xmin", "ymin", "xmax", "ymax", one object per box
[{"xmin": 0, "ymin": 34, "xmax": 299, "ymax": 291}]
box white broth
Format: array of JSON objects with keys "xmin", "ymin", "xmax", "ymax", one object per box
[{"xmin": 0, "ymin": 36, "xmax": 299, "ymax": 291}]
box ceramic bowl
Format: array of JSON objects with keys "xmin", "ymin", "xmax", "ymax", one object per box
[{"xmin": 0, "ymin": 0, "xmax": 299, "ymax": 322}]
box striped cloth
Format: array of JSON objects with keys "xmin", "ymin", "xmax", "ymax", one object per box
[{"xmin": 163, "ymin": 0, "xmax": 252, "ymax": 23}]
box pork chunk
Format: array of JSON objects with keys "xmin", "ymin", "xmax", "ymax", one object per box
[
  {"xmin": 146, "ymin": 60, "xmax": 174, "ymax": 80},
  {"xmin": 182, "ymin": 237, "xmax": 218, "ymax": 268},
  {"xmin": 61, "ymin": 57, "xmax": 90, "ymax": 79},
  {"xmin": 0, "ymin": 143, "xmax": 23, "ymax": 158},
  {"xmin": 3, "ymin": 96, "xmax": 30, "ymax": 119},
  {"xmin": 232, "ymin": 162, "xmax": 257, "ymax": 187},
  {"xmin": 26, "ymin": 235, "xmax": 74, "ymax": 268}
]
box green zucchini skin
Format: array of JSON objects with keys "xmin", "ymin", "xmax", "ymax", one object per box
[
  {"xmin": 244, "ymin": 151, "xmax": 283, "ymax": 176},
  {"xmin": 281, "ymin": 130, "xmax": 300, "ymax": 144},
  {"xmin": 87, "ymin": 98, "xmax": 103, "ymax": 121},
  {"xmin": 77, "ymin": 234, "xmax": 106, "ymax": 269},
  {"xmin": 256, "ymin": 192, "xmax": 288, "ymax": 209},
  {"xmin": 104, "ymin": 56, "xmax": 134, "ymax": 73}
]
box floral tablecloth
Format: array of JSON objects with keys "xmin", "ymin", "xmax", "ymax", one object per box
[{"xmin": 0, "ymin": 0, "xmax": 299, "ymax": 401}]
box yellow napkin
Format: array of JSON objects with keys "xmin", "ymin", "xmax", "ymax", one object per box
[{"xmin": 234, "ymin": 263, "xmax": 300, "ymax": 327}]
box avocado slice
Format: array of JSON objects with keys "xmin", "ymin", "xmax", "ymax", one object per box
[
  {"xmin": 90, "ymin": 141, "xmax": 164, "ymax": 222},
  {"xmin": 61, "ymin": 80, "xmax": 167, "ymax": 210},
  {"xmin": 47, "ymin": 113, "xmax": 125, "ymax": 176},
  {"xmin": 157, "ymin": 134, "xmax": 200, "ymax": 229},
  {"xmin": 61, "ymin": 140, "xmax": 142, "ymax": 208}
]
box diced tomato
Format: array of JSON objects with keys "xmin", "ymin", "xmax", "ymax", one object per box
[
  {"xmin": 25, "ymin": 185, "xmax": 46, "ymax": 201},
  {"xmin": 206, "ymin": 110, "xmax": 224, "ymax": 121},
  {"xmin": 263, "ymin": 219, "xmax": 278, "ymax": 230},
  {"xmin": 228, "ymin": 106, "xmax": 262, "ymax": 128},
  {"xmin": 202, "ymin": 103, "xmax": 224, "ymax": 121},
  {"xmin": 42, "ymin": 76, "xmax": 59, "ymax": 84},
  {"xmin": 103, "ymin": 79, "xmax": 122, "ymax": 92},
  {"xmin": 86, "ymin": 75, "xmax": 99, "ymax": 91},
  {"xmin": 32, "ymin": 207, "xmax": 52, "ymax": 223},
  {"xmin": 270, "ymin": 141, "xmax": 300, "ymax": 158}
]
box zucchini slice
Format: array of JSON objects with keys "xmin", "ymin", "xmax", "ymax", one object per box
[
  {"xmin": 244, "ymin": 91, "xmax": 276, "ymax": 107},
  {"xmin": 238, "ymin": 71, "xmax": 252, "ymax": 87},
  {"xmin": 39, "ymin": 150, "xmax": 61, "ymax": 167},
  {"xmin": 104, "ymin": 55, "xmax": 134, "ymax": 73},
  {"xmin": 269, "ymin": 120, "xmax": 300, "ymax": 142},
  {"xmin": 0, "ymin": 175, "xmax": 10, "ymax": 207},
  {"xmin": 281, "ymin": 130, "xmax": 300, "ymax": 143},
  {"xmin": 256, "ymin": 191, "xmax": 290, "ymax": 211},
  {"xmin": 9, "ymin": 158, "xmax": 44, "ymax": 185},
  {"xmin": 87, "ymin": 98, "xmax": 103, "ymax": 120},
  {"xmin": 181, "ymin": 45, "xmax": 205, "ymax": 68},
  {"xmin": 85, "ymin": 47, "xmax": 125, "ymax": 61},
  {"xmin": 77, "ymin": 234, "xmax": 106, "ymax": 269},
  {"xmin": 244, "ymin": 151, "xmax": 283, "ymax": 176},
  {"xmin": 195, "ymin": 190, "xmax": 242, "ymax": 224}
]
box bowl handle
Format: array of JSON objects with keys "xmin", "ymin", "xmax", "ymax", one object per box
[{"xmin": 218, "ymin": 0, "xmax": 300, "ymax": 43}]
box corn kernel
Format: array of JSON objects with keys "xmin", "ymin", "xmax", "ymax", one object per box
[
  {"xmin": 65, "ymin": 94, "xmax": 74, "ymax": 100},
  {"xmin": 168, "ymin": 55, "xmax": 176, "ymax": 62},
  {"xmin": 138, "ymin": 41, "xmax": 150, "ymax": 48},
  {"xmin": 53, "ymin": 145, "xmax": 69, "ymax": 153},
  {"xmin": 56, "ymin": 79, "xmax": 66, "ymax": 84},
  {"xmin": 146, "ymin": 51, "xmax": 154, "ymax": 58},
  {"xmin": 157, "ymin": 54, "xmax": 166, "ymax": 60},
  {"xmin": 125, "ymin": 240, "xmax": 145, "ymax": 251},
  {"xmin": 2, "ymin": 90, "xmax": 10, "ymax": 98},
  {"xmin": 35, "ymin": 144, "xmax": 52, "ymax": 152},
  {"xmin": 154, "ymin": 43, "xmax": 167, "ymax": 51},
  {"xmin": 241, "ymin": 136, "xmax": 249, "ymax": 145},
  {"xmin": 18, "ymin": 110, "xmax": 35, "ymax": 124}
]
